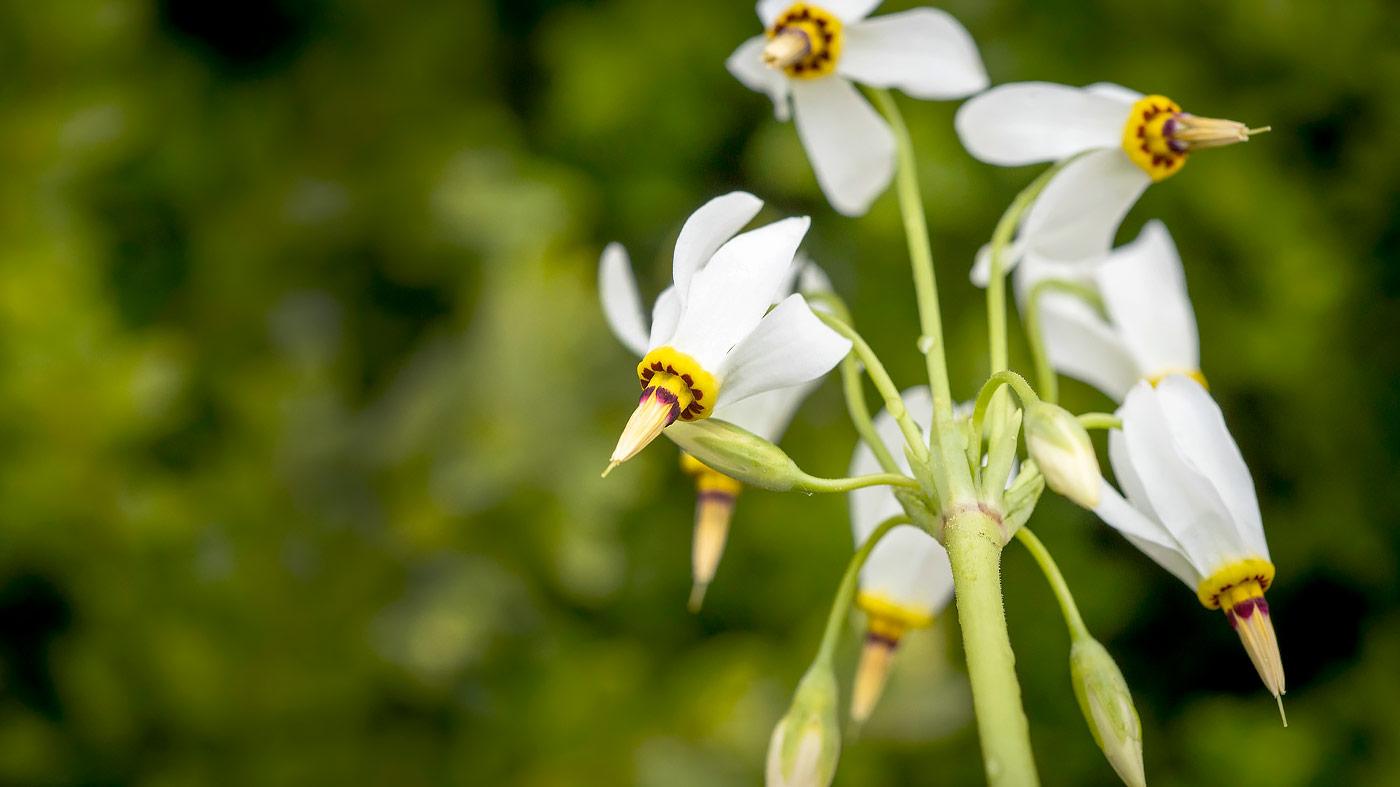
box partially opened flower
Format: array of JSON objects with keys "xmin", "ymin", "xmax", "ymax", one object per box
[
  {"xmin": 956, "ymin": 82, "xmax": 1268, "ymax": 263},
  {"xmin": 1014, "ymin": 220, "xmax": 1203, "ymax": 402},
  {"xmin": 728, "ymin": 1, "xmax": 987, "ymax": 216},
  {"xmin": 598, "ymin": 191, "xmax": 850, "ymax": 477},
  {"xmin": 1092, "ymin": 377, "xmax": 1286, "ymax": 720},
  {"xmin": 847, "ymin": 386, "xmax": 954, "ymax": 724}
]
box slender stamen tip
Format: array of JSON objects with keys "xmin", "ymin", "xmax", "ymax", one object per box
[
  {"xmin": 687, "ymin": 582, "xmax": 708, "ymax": 613},
  {"xmin": 1245, "ymin": 125, "xmax": 1273, "ymax": 138},
  {"xmin": 1276, "ymin": 692, "xmax": 1288, "ymax": 727},
  {"xmin": 601, "ymin": 460, "xmax": 621, "ymax": 478}
]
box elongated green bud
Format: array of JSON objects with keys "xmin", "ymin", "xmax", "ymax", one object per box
[
  {"xmin": 665, "ymin": 419, "xmax": 806, "ymax": 491},
  {"xmin": 1070, "ymin": 637, "xmax": 1146, "ymax": 787},
  {"xmin": 1024, "ymin": 402, "xmax": 1102, "ymax": 509},
  {"xmin": 766, "ymin": 664, "xmax": 841, "ymax": 787}
]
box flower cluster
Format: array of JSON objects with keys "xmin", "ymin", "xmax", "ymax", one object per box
[{"xmin": 598, "ymin": 2, "xmax": 1285, "ymax": 785}]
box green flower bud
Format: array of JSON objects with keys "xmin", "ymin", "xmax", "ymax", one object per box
[
  {"xmin": 665, "ymin": 419, "xmax": 805, "ymax": 491},
  {"xmin": 766, "ymin": 664, "xmax": 841, "ymax": 787},
  {"xmin": 1024, "ymin": 402, "xmax": 1101, "ymax": 509},
  {"xmin": 1070, "ymin": 637, "xmax": 1146, "ymax": 787}
]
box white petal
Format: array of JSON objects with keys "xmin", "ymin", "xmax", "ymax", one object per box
[
  {"xmin": 1094, "ymin": 220, "xmax": 1199, "ymax": 378},
  {"xmin": 726, "ymin": 36, "xmax": 792, "ymax": 121},
  {"xmin": 970, "ymin": 240, "xmax": 1028, "ymax": 288},
  {"xmin": 1032, "ymin": 285, "xmax": 1141, "ymax": 401},
  {"xmin": 859, "ymin": 526, "xmax": 955, "ymax": 615},
  {"xmin": 759, "ymin": 0, "xmax": 884, "ymax": 26},
  {"xmin": 647, "ymin": 286, "xmax": 681, "ymax": 349},
  {"xmin": 791, "ymin": 76, "xmax": 895, "ymax": 216},
  {"xmin": 1085, "ymin": 82, "xmax": 1144, "ymax": 104},
  {"xmin": 954, "ymin": 82, "xmax": 1131, "ymax": 166},
  {"xmin": 712, "ymin": 382, "xmax": 816, "ymax": 441},
  {"xmin": 667, "ymin": 218, "xmax": 810, "ymax": 369},
  {"xmin": 1118, "ymin": 382, "xmax": 1244, "ymax": 575},
  {"xmin": 1093, "ymin": 482, "xmax": 1201, "ymax": 588},
  {"xmin": 757, "ymin": 0, "xmax": 788, "ymax": 26},
  {"xmin": 838, "ymin": 9, "xmax": 987, "ymax": 99},
  {"xmin": 796, "ymin": 255, "xmax": 833, "ymax": 296},
  {"xmin": 1153, "ymin": 376, "xmax": 1269, "ymax": 558},
  {"xmin": 1019, "ymin": 147, "xmax": 1151, "ymax": 262},
  {"xmin": 673, "ymin": 192, "xmax": 765, "ymax": 302},
  {"xmin": 598, "ymin": 243, "xmax": 650, "ymax": 356},
  {"xmin": 715, "ymin": 294, "xmax": 850, "ymax": 406}
]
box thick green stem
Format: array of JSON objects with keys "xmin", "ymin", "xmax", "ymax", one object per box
[
  {"xmin": 871, "ymin": 89, "xmax": 970, "ymax": 504},
  {"xmin": 796, "ymin": 473, "xmax": 921, "ymax": 494},
  {"xmin": 944, "ymin": 508, "xmax": 1040, "ymax": 786},
  {"xmin": 814, "ymin": 514, "xmax": 908, "ymax": 665},
  {"xmin": 816, "ymin": 311, "xmax": 931, "ymax": 467},
  {"xmin": 1014, "ymin": 527, "xmax": 1088, "ymax": 641},
  {"xmin": 1024, "ymin": 279, "xmax": 1105, "ymax": 405}
]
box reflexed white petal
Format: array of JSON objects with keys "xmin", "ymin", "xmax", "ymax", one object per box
[
  {"xmin": 668, "ymin": 218, "xmax": 810, "ymax": 369},
  {"xmin": 726, "ymin": 35, "xmax": 793, "ymax": 121},
  {"xmin": 1118, "ymin": 382, "xmax": 1242, "ymax": 575},
  {"xmin": 712, "ymin": 382, "xmax": 816, "ymax": 442},
  {"xmin": 1093, "ymin": 482, "xmax": 1201, "ymax": 587},
  {"xmin": 1094, "ymin": 220, "xmax": 1199, "ymax": 379},
  {"xmin": 674, "ymin": 192, "xmax": 765, "ymax": 302},
  {"xmin": 791, "ymin": 76, "xmax": 895, "ymax": 216},
  {"xmin": 1153, "ymin": 376, "xmax": 1269, "ymax": 558},
  {"xmin": 839, "ymin": 9, "xmax": 987, "ymax": 99},
  {"xmin": 1108, "ymin": 428, "xmax": 1161, "ymax": 522},
  {"xmin": 848, "ymin": 385, "xmax": 930, "ymax": 531},
  {"xmin": 757, "ymin": 0, "xmax": 789, "ymax": 26},
  {"xmin": 954, "ymin": 82, "xmax": 1131, "ymax": 166},
  {"xmin": 716, "ymin": 294, "xmax": 850, "ymax": 406},
  {"xmin": 598, "ymin": 243, "xmax": 650, "ymax": 356},
  {"xmin": 1028, "ymin": 277, "xmax": 1141, "ymax": 400},
  {"xmin": 970, "ymin": 240, "xmax": 1029, "ymax": 288},
  {"xmin": 1085, "ymin": 82, "xmax": 1144, "ymax": 104},
  {"xmin": 647, "ymin": 286, "xmax": 681, "ymax": 349},
  {"xmin": 1019, "ymin": 147, "xmax": 1151, "ymax": 262},
  {"xmin": 859, "ymin": 525, "xmax": 955, "ymax": 615},
  {"xmin": 823, "ymin": 0, "xmax": 884, "ymax": 23}
]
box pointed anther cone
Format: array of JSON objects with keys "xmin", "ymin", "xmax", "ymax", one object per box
[
  {"xmin": 606, "ymin": 385, "xmax": 686, "ymax": 472},
  {"xmin": 1223, "ymin": 587, "xmax": 1287, "ymax": 725},
  {"xmin": 850, "ymin": 633, "xmax": 899, "ymax": 726},
  {"xmin": 688, "ymin": 491, "xmax": 735, "ymax": 612}
]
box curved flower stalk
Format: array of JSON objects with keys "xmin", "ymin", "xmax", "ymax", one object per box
[
  {"xmin": 1092, "ymin": 377, "xmax": 1286, "ymax": 721},
  {"xmin": 1011, "ymin": 220, "xmax": 1203, "ymax": 402},
  {"xmin": 847, "ymin": 386, "xmax": 955, "ymax": 724},
  {"xmin": 728, "ymin": 1, "xmax": 987, "ymax": 216},
  {"xmin": 599, "ymin": 192, "xmax": 851, "ymax": 475},
  {"xmin": 956, "ymin": 82, "xmax": 1268, "ymax": 265}
]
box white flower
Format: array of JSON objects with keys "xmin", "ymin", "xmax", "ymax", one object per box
[
  {"xmin": 846, "ymin": 385, "xmax": 954, "ymax": 723},
  {"xmin": 599, "ymin": 192, "xmax": 851, "ymax": 474},
  {"xmin": 956, "ymin": 82, "xmax": 1266, "ymax": 263},
  {"xmin": 728, "ymin": 1, "xmax": 987, "ymax": 216},
  {"xmin": 1092, "ymin": 377, "xmax": 1285, "ymax": 713},
  {"xmin": 1007, "ymin": 220, "xmax": 1203, "ymax": 402}
]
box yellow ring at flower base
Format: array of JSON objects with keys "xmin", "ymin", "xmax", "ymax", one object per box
[
  {"xmin": 857, "ymin": 591, "xmax": 935, "ymax": 642},
  {"xmin": 679, "ymin": 453, "xmax": 744, "ymax": 496},
  {"xmin": 1196, "ymin": 557, "xmax": 1275, "ymax": 610},
  {"xmin": 1122, "ymin": 95, "xmax": 1187, "ymax": 182},
  {"xmin": 767, "ymin": 3, "xmax": 844, "ymax": 79},
  {"xmin": 637, "ymin": 347, "xmax": 720, "ymax": 422},
  {"xmin": 1146, "ymin": 368, "xmax": 1209, "ymax": 390}
]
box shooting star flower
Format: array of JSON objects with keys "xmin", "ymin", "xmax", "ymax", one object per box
[
  {"xmin": 956, "ymin": 82, "xmax": 1268, "ymax": 263},
  {"xmin": 728, "ymin": 1, "xmax": 987, "ymax": 216},
  {"xmin": 1092, "ymin": 377, "xmax": 1286, "ymax": 722},
  {"xmin": 847, "ymin": 386, "xmax": 954, "ymax": 724}
]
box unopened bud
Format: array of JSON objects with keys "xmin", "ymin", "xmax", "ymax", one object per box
[
  {"xmin": 665, "ymin": 419, "xmax": 805, "ymax": 492},
  {"xmin": 1070, "ymin": 637, "xmax": 1146, "ymax": 787},
  {"xmin": 1024, "ymin": 403, "xmax": 1101, "ymax": 509},
  {"xmin": 766, "ymin": 665, "xmax": 841, "ymax": 787}
]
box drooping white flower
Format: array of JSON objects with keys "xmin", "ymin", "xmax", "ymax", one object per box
[
  {"xmin": 1092, "ymin": 377, "xmax": 1285, "ymax": 717},
  {"xmin": 956, "ymin": 82, "xmax": 1267, "ymax": 263},
  {"xmin": 601, "ymin": 226, "xmax": 835, "ymax": 608},
  {"xmin": 847, "ymin": 385, "xmax": 954, "ymax": 724},
  {"xmin": 1006, "ymin": 220, "xmax": 1203, "ymax": 402},
  {"xmin": 728, "ymin": 1, "xmax": 987, "ymax": 216}
]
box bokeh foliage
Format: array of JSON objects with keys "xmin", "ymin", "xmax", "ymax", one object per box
[{"xmin": 0, "ymin": 0, "xmax": 1397, "ymax": 784}]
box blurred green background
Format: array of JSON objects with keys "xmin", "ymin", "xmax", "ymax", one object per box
[{"xmin": 0, "ymin": 0, "xmax": 1396, "ymax": 784}]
